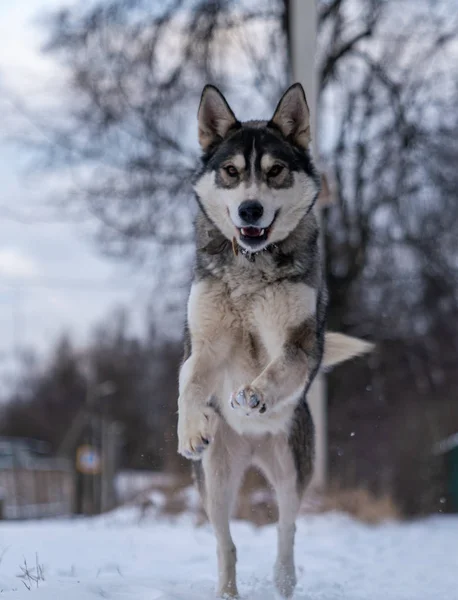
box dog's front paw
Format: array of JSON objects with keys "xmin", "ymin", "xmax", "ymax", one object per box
[
  {"xmin": 230, "ymin": 385, "xmax": 267, "ymax": 415},
  {"xmin": 177, "ymin": 405, "xmax": 217, "ymax": 460}
]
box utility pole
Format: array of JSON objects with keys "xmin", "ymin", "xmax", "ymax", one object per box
[
  {"xmin": 101, "ymin": 420, "xmax": 121, "ymax": 513},
  {"xmin": 289, "ymin": 0, "xmax": 327, "ymax": 488},
  {"xmin": 59, "ymin": 379, "xmax": 117, "ymax": 515}
]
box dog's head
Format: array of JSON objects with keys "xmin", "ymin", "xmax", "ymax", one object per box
[{"xmin": 194, "ymin": 84, "xmax": 320, "ymax": 252}]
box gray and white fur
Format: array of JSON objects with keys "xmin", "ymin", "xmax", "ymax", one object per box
[{"xmin": 177, "ymin": 83, "xmax": 372, "ymax": 598}]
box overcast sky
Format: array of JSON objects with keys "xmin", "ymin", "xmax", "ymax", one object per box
[{"xmin": 0, "ymin": 0, "xmax": 152, "ymax": 367}]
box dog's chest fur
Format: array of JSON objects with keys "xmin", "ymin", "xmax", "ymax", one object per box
[
  {"xmin": 233, "ymin": 284, "xmax": 315, "ymax": 435},
  {"xmin": 187, "ymin": 212, "xmax": 323, "ymax": 436}
]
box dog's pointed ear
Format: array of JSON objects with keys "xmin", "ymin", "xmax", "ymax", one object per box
[
  {"xmin": 270, "ymin": 83, "xmax": 311, "ymax": 148},
  {"xmin": 198, "ymin": 85, "xmax": 238, "ymax": 151}
]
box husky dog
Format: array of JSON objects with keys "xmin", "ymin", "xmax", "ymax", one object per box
[{"xmin": 177, "ymin": 83, "xmax": 371, "ymax": 599}]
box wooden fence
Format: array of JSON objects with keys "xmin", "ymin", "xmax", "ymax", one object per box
[
  {"xmin": 0, "ymin": 439, "xmax": 73, "ymax": 520},
  {"xmin": 0, "ymin": 464, "xmax": 73, "ymax": 520}
]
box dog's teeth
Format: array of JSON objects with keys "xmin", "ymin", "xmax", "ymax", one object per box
[{"xmin": 240, "ymin": 227, "xmax": 264, "ymax": 237}]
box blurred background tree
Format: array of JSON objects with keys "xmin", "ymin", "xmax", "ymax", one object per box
[{"xmin": 2, "ymin": 0, "xmax": 457, "ymax": 515}]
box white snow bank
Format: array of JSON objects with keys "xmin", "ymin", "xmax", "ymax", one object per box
[{"xmin": 0, "ymin": 509, "xmax": 456, "ymax": 599}]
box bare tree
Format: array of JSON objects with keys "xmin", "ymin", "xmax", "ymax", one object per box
[
  {"xmin": 31, "ymin": 0, "xmax": 458, "ymax": 331},
  {"xmin": 319, "ymin": 1, "xmax": 458, "ymax": 339},
  {"xmin": 5, "ymin": 0, "xmax": 458, "ymax": 511},
  {"xmin": 0, "ymin": 308, "xmax": 184, "ymax": 471},
  {"xmin": 33, "ymin": 0, "xmax": 286, "ymax": 262}
]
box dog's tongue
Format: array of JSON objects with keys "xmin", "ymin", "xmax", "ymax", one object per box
[{"xmin": 241, "ymin": 227, "xmax": 264, "ymax": 238}]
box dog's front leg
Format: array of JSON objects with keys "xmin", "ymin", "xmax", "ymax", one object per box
[
  {"xmin": 232, "ymin": 350, "xmax": 308, "ymax": 413},
  {"xmin": 177, "ymin": 351, "xmax": 220, "ymax": 460},
  {"xmin": 178, "ymin": 280, "xmax": 234, "ymax": 459},
  {"xmin": 232, "ymin": 318, "xmax": 318, "ymax": 414}
]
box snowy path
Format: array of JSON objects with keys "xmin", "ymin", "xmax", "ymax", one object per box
[{"xmin": 0, "ymin": 509, "xmax": 456, "ymax": 599}]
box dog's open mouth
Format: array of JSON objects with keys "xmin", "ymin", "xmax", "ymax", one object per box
[
  {"xmin": 238, "ymin": 226, "xmax": 270, "ymax": 244},
  {"xmin": 237, "ymin": 211, "xmax": 279, "ymax": 247}
]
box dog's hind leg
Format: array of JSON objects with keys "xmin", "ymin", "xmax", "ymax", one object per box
[
  {"xmin": 201, "ymin": 423, "xmax": 250, "ymax": 599},
  {"xmin": 254, "ymin": 444, "xmax": 301, "ymax": 598},
  {"xmin": 254, "ymin": 401, "xmax": 314, "ymax": 599},
  {"xmin": 275, "ymin": 484, "xmax": 302, "ymax": 599}
]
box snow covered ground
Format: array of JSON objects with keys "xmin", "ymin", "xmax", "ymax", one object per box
[{"xmin": 0, "ymin": 506, "xmax": 456, "ymax": 599}]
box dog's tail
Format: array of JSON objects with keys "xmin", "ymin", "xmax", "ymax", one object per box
[{"xmin": 322, "ymin": 332, "xmax": 374, "ymax": 370}]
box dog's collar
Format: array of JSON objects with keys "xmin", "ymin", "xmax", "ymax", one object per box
[{"xmin": 232, "ymin": 237, "xmax": 279, "ymax": 262}]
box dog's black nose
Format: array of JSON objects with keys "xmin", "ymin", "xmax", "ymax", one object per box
[{"xmin": 238, "ymin": 200, "xmax": 264, "ymax": 224}]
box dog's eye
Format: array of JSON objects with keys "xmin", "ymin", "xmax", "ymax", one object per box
[
  {"xmin": 224, "ymin": 165, "xmax": 238, "ymax": 177},
  {"xmin": 267, "ymin": 164, "xmax": 284, "ymax": 178}
]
